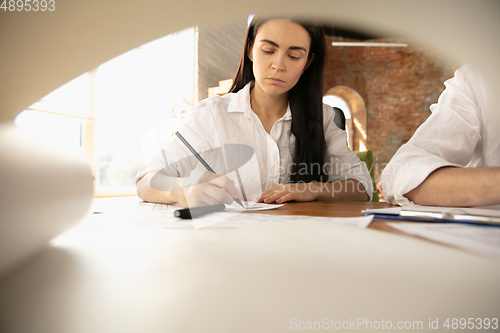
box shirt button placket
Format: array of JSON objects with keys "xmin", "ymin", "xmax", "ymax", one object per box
[{"xmin": 267, "ymin": 136, "xmax": 280, "ymax": 187}]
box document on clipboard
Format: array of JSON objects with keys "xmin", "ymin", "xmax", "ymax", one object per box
[{"xmin": 362, "ymin": 205, "xmax": 500, "ymax": 226}]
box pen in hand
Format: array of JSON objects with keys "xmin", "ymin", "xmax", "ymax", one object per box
[{"xmin": 175, "ymin": 131, "xmax": 245, "ymax": 208}]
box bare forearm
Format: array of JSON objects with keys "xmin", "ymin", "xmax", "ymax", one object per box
[
  {"xmin": 136, "ymin": 171, "xmax": 240, "ymax": 207},
  {"xmin": 314, "ymin": 179, "xmax": 370, "ymax": 202},
  {"xmin": 256, "ymin": 179, "xmax": 370, "ymax": 203},
  {"xmin": 136, "ymin": 172, "xmax": 182, "ymax": 204},
  {"xmin": 405, "ymin": 167, "xmax": 500, "ymax": 206}
]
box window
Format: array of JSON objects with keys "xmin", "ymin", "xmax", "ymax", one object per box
[
  {"xmin": 15, "ymin": 27, "xmax": 197, "ymax": 197},
  {"xmin": 323, "ymin": 94, "xmax": 353, "ymax": 148}
]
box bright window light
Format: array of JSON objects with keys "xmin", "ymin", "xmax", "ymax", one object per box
[
  {"xmin": 322, "ymin": 95, "xmax": 351, "ymax": 118},
  {"xmin": 16, "ymin": 26, "xmax": 197, "ymax": 197}
]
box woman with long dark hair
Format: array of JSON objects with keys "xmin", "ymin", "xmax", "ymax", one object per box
[{"xmin": 136, "ymin": 17, "xmax": 372, "ymax": 207}]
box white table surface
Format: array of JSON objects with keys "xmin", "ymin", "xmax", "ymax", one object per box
[{"xmin": 1, "ymin": 196, "xmax": 499, "ymax": 332}]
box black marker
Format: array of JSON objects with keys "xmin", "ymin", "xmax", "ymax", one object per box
[{"xmin": 174, "ymin": 204, "xmax": 226, "ymax": 219}]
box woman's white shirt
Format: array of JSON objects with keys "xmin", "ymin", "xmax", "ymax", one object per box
[{"xmin": 137, "ymin": 82, "xmax": 373, "ymax": 200}]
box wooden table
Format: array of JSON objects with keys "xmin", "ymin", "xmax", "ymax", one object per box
[{"xmin": 244, "ymin": 200, "xmax": 393, "ymax": 218}]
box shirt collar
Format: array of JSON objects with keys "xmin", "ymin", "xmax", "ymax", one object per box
[
  {"xmin": 228, "ymin": 81, "xmax": 292, "ymax": 121},
  {"xmin": 227, "ymin": 82, "xmax": 254, "ymax": 119},
  {"xmin": 282, "ymin": 105, "xmax": 292, "ymax": 121}
]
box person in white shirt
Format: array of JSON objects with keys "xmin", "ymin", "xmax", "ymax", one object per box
[
  {"xmin": 381, "ymin": 64, "xmax": 500, "ymax": 207},
  {"xmin": 136, "ymin": 17, "xmax": 372, "ymax": 207}
]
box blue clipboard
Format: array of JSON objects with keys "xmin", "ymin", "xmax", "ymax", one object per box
[{"xmin": 367, "ymin": 210, "xmax": 500, "ymax": 227}]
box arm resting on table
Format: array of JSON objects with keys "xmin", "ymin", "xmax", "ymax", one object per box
[
  {"xmin": 257, "ymin": 179, "xmax": 370, "ymax": 203},
  {"xmin": 137, "ymin": 171, "xmax": 240, "ymax": 207},
  {"xmin": 405, "ymin": 167, "xmax": 500, "ymax": 207},
  {"xmin": 136, "ymin": 171, "xmax": 181, "ymax": 205}
]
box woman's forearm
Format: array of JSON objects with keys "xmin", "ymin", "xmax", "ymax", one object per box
[
  {"xmin": 136, "ymin": 171, "xmax": 241, "ymax": 207},
  {"xmin": 136, "ymin": 171, "xmax": 182, "ymax": 204},
  {"xmin": 314, "ymin": 179, "xmax": 370, "ymax": 202}
]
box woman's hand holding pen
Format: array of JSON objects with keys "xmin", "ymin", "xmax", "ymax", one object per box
[
  {"xmin": 179, "ymin": 171, "xmax": 242, "ymax": 207},
  {"xmin": 254, "ymin": 183, "xmax": 320, "ymax": 204},
  {"xmin": 136, "ymin": 171, "xmax": 242, "ymax": 207}
]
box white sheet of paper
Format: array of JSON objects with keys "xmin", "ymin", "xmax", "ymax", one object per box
[
  {"xmin": 90, "ymin": 197, "xmax": 372, "ymax": 229},
  {"xmin": 224, "ymin": 201, "xmax": 284, "ymax": 211},
  {"xmin": 227, "ymin": 213, "xmax": 373, "ymax": 228},
  {"xmin": 388, "ymin": 222, "xmax": 500, "ymax": 261}
]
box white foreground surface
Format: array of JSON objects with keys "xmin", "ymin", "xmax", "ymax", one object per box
[{"xmin": 0, "ymin": 197, "xmax": 498, "ymax": 332}]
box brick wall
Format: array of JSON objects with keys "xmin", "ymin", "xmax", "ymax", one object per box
[{"xmin": 324, "ymin": 36, "xmax": 457, "ymax": 178}]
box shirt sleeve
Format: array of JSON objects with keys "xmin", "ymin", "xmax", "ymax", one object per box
[
  {"xmin": 134, "ymin": 98, "xmax": 220, "ymax": 186},
  {"xmin": 323, "ymin": 104, "xmax": 374, "ymax": 201},
  {"xmin": 381, "ymin": 65, "xmax": 483, "ymax": 206}
]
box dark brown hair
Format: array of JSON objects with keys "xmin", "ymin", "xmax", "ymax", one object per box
[{"xmin": 230, "ymin": 16, "xmax": 328, "ymax": 183}]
